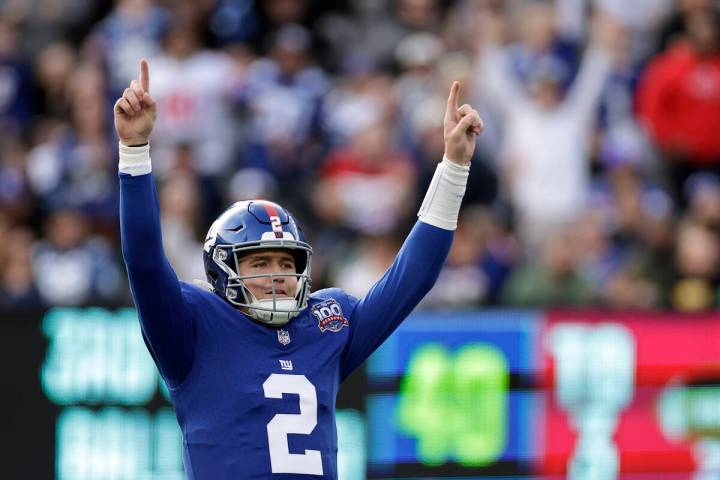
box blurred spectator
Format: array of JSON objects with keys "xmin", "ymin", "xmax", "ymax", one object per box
[
  {"xmin": 312, "ymin": 117, "xmax": 416, "ymax": 235},
  {"xmin": 0, "ymin": 226, "xmax": 41, "ymax": 309},
  {"xmin": 596, "ymin": 25, "xmax": 644, "ymax": 135},
  {"xmin": 684, "ymin": 172, "xmax": 720, "ymax": 229},
  {"xmin": 571, "ymin": 209, "xmax": 663, "ymax": 309},
  {"xmin": 148, "ymin": 14, "xmax": 239, "ymax": 178},
  {"xmin": 208, "ymin": 0, "xmax": 261, "ymax": 46},
  {"xmin": 332, "ymin": 235, "xmax": 397, "ymax": 299},
  {"xmin": 159, "ymin": 171, "xmax": 205, "ymax": 282},
  {"xmin": 33, "ymin": 42, "xmax": 76, "ymax": 119},
  {"xmin": 502, "ymin": 228, "xmax": 596, "ymax": 307},
  {"xmin": 476, "ymin": 12, "xmax": 620, "ymax": 248},
  {"xmin": 422, "ymin": 207, "xmax": 515, "ymax": 309},
  {"xmin": 32, "ymin": 209, "xmax": 124, "ymax": 306},
  {"xmin": 603, "ymin": 262, "xmax": 663, "ymax": 309},
  {"xmin": 1, "ymin": 0, "xmax": 719, "ymax": 312},
  {"xmin": 395, "ymin": 0, "xmax": 442, "ymax": 33},
  {"xmin": 238, "ymin": 23, "xmax": 327, "ymax": 192},
  {"xmin": 593, "ymin": 0, "xmax": 674, "ymax": 62},
  {"xmin": 504, "ymin": 0, "xmax": 584, "ymax": 88},
  {"xmin": 656, "ymin": 0, "xmax": 714, "ymax": 54},
  {"xmin": 394, "ymin": 32, "xmax": 445, "ymax": 122},
  {"xmin": 322, "ymin": 69, "xmax": 394, "ymax": 145},
  {"xmin": 605, "ymin": 164, "xmax": 674, "ymax": 252},
  {"xmin": 670, "ymin": 220, "xmax": 720, "ymax": 311},
  {"xmin": 422, "ymin": 229, "xmax": 487, "ymax": 309},
  {"xmin": 251, "ymin": 0, "xmax": 312, "ymax": 53},
  {"xmin": 637, "ymin": 8, "xmax": 720, "ymax": 204},
  {"xmin": 315, "ymin": 4, "xmax": 386, "ymax": 71},
  {"xmin": 597, "ymin": 122, "xmax": 658, "ymax": 177},
  {"xmin": 89, "ymin": 0, "xmax": 170, "ymax": 95},
  {"xmin": 26, "ymin": 62, "xmax": 117, "ymax": 228},
  {"xmin": 591, "ymin": 152, "xmax": 677, "ymax": 301},
  {"xmin": 0, "ymin": 139, "xmax": 34, "ymax": 223},
  {"xmin": 461, "ymin": 0, "xmax": 587, "ymax": 101},
  {"xmin": 570, "ymin": 210, "xmax": 618, "ymax": 291},
  {"xmin": 1, "ymin": 0, "xmax": 98, "ymax": 58},
  {"xmin": 0, "ymin": 21, "xmax": 32, "ymax": 134},
  {"xmin": 320, "ymin": 0, "xmax": 444, "ymax": 72},
  {"xmin": 227, "ymin": 167, "xmax": 278, "ymax": 203}
]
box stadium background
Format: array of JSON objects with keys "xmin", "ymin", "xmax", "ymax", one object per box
[{"xmin": 2, "ymin": 0, "xmax": 720, "ymax": 478}]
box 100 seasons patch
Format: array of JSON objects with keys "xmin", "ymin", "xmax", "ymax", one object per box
[{"xmin": 311, "ymin": 299, "xmax": 348, "ymax": 333}]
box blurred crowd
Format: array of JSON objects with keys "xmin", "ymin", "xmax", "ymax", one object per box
[{"xmin": 1, "ymin": 0, "xmax": 720, "ymax": 312}]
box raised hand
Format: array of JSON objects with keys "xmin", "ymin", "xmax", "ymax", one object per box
[
  {"xmin": 114, "ymin": 59, "xmax": 157, "ymax": 146},
  {"xmin": 443, "ymin": 81, "xmax": 484, "ymax": 165},
  {"xmin": 590, "ymin": 12, "xmax": 625, "ymax": 53}
]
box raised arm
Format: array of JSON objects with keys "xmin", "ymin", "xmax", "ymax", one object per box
[
  {"xmin": 474, "ymin": 11, "xmax": 530, "ymax": 116},
  {"xmin": 340, "ymin": 83, "xmax": 483, "ymax": 379},
  {"xmin": 116, "ymin": 60, "xmax": 195, "ymax": 388},
  {"xmin": 563, "ymin": 14, "xmax": 619, "ymax": 118}
]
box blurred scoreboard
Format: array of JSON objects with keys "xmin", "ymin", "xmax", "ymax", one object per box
[
  {"xmin": 3, "ymin": 307, "xmax": 720, "ymax": 479},
  {"xmin": 365, "ymin": 311, "xmax": 540, "ymax": 478},
  {"xmin": 367, "ymin": 310, "xmax": 720, "ymax": 479}
]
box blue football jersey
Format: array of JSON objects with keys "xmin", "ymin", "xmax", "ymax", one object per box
[{"xmin": 120, "ymin": 172, "xmax": 453, "ymax": 479}]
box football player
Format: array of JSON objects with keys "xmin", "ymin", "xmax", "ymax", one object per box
[{"xmin": 116, "ymin": 59, "xmax": 483, "ymax": 479}]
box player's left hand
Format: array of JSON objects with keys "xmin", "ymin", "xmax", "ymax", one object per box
[{"xmin": 443, "ymin": 81, "xmax": 484, "ymax": 166}]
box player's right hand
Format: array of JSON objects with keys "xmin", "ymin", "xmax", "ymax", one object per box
[{"xmin": 114, "ymin": 59, "xmax": 156, "ymax": 146}]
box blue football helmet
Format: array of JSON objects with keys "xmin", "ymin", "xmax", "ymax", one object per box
[{"xmin": 203, "ymin": 200, "xmax": 312, "ymax": 326}]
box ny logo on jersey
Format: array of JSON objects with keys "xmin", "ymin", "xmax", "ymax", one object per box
[
  {"xmin": 279, "ymin": 359, "xmax": 293, "ymax": 371},
  {"xmin": 277, "ymin": 329, "xmax": 291, "ymax": 346},
  {"xmin": 311, "ymin": 299, "xmax": 348, "ymax": 333}
]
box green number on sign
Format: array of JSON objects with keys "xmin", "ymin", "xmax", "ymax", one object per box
[{"xmin": 396, "ymin": 343, "xmax": 508, "ymax": 466}]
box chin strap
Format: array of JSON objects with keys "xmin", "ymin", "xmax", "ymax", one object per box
[
  {"xmin": 246, "ymin": 298, "xmax": 299, "ymax": 326},
  {"xmin": 236, "ymin": 284, "xmax": 300, "ymax": 327}
]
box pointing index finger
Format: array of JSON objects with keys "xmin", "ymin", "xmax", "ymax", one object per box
[
  {"xmin": 140, "ymin": 59, "xmax": 150, "ymax": 93},
  {"xmin": 445, "ymin": 81, "xmax": 459, "ymax": 123}
]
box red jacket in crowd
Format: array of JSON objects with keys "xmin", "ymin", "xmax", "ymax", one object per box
[{"xmin": 637, "ymin": 43, "xmax": 720, "ymax": 165}]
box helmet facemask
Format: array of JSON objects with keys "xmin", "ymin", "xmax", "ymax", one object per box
[{"xmin": 211, "ymin": 241, "xmax": 312, "ymax": 326}]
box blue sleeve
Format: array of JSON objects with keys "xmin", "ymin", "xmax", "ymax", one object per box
[
  {"xmin": 120, "ymin": 172, "xmax": 196, "ymax": 388},
  {"xmin": 340, "ymin": 221, "xmax": 452, "ymax": 380}
]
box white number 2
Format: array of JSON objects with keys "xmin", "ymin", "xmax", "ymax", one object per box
[
  {"xmin": 262, "ymin": 374, "xmax": 323, "ymax": 475},
  {"xmin": 270, "ymin": 215, "xmax": 282, "ymax": 232}
]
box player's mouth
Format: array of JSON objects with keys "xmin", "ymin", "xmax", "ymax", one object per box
[{"xmin": 268, "ymin": 289, "xmax": 288, "ymax": 296}]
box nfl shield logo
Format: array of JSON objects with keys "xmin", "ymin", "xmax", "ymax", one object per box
[{"xmin": 277, "ymin": 329, "xmax": 291, "ymax": 346}]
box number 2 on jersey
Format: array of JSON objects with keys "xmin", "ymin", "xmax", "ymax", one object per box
[{"xmin": 263, "ymin": 373, "xmax": 324, "ymax": 475}]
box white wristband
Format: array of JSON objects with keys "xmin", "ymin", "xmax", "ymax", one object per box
[
  {"xmin": 118, "ymin": 142, "xmax": 152, "ymax": 176},
  {"xmin": 417, "ymin": 157, "xmax": 469, "ymax": 231}
]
